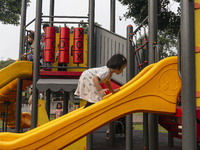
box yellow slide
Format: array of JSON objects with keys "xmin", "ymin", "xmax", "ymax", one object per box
[
  {"xmin": 0, "ymin": 61, "xmax": 32, "ymax": 128},
  {"xmin": 0, "ymin": 56, "xmax": 181, "ymax": 149}
]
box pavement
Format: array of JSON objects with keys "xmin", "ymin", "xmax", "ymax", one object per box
[{"xmin": 93, "ymin": 126, "xmax": 184, "ymax": 150}]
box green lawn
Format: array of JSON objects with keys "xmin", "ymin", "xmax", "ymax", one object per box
[{"xmin": 133, "ymin": 123, "xmax": 168, "ymax": 133}]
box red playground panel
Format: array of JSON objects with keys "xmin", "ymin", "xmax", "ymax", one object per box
[
  {"xmin": 159, "ymin": 106, "xmax": 200, "ymax": 142},
  {"xmin": 40, "ymin": 71, "xmax": 82, "ymax": 79}
]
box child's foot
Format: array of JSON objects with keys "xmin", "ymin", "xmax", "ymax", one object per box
[{"xmin": 105, "ymin": 136, "xmax": 109, "ymax": 140}]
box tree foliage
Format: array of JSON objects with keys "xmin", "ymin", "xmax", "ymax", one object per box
[
  {"xmin": 157, "ymin": 31, "xmax": 178, "ymax": 58},
  {"xmin": 0, "ymin": 58, "xmax": 15, "ymax": 69},
  {"xmin": 118, "ymin": 0, "xmax": 180, "ymax": 36},
  {"xmin": 0, "ymin": 0, "xmax": 30, "ymax": 25}
]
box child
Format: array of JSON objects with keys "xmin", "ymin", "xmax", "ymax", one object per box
[
  {"xmin": 21, "ymin": 32, "xmax": 34, "ymax": 60},
  {"xmin": 74, "ymin": 54, "xmax": 127, "ymax": 108},
  {"xmin": 55, "ymin": 102, "xmax": 63, "ymax": 119}
]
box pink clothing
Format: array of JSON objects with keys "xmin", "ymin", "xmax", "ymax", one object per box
[{"xmin": 55, "ymin": 109, "xmax": 63, "ymax": 118}]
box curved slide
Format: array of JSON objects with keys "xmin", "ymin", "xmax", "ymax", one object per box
[
  {"xmin": 0, "ymin": 56, "xmax": 181, "ymax": 149},
  {"xmin": 0, "ymin": 61, "xmax": 32, "ymax": 128}
]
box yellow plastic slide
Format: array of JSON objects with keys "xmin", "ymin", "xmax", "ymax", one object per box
[
  {"xmin": 0, "ymin": 56, "xmax": 181, "ymax": 149},
  {"xmin": 0, "ymin": 61, "xmax": 32, "ymax": 128}
]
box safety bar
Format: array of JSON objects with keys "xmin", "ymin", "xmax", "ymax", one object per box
[{"xmin": 42, "ymin": 15, "xmax": 89, "ymax": 19}]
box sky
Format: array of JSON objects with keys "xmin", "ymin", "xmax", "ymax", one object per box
[{"xmin": 0, "ymin": 0, "xmax": 135, "ymax": 60}]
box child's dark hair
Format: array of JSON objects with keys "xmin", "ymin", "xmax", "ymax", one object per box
[
  {"xmin": 56, "ymin": 102, "xmax": 62, "ymax": 109},
  {"xmin": 43, "ymin": 24, "xmax": 49, "ymax": 29},
  {"xmin": 28, "ymin": 32, "xmax": 34, "ymax": 40},
  {"xmin": 106, "ymin": 54, "xmax": 127, "ymax": 70}
]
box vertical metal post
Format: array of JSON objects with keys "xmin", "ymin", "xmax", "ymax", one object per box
[
  {"xmin": 4, "ymin": 101, "xmax": 10, "ymax": 132},
  {"xmin": 63, "ymin": 91, "xmax": 69, "ymax": 115},
  {"xmin": 143, "ymin": 113, "xmax": 149, "ymax": 149},
  {"xmin": 88, "ymin": 0, "xmax": 95, "ymax": 68},
  {"xmin": 168, "ymin": 131, "xmax": 173, "ymax": 147},
  {"xmin": 109, "ymin": 122, "xmax": 115, "ymax": 146},
  {"xmin": 45, "ymin": 89, "xmax": 51, "ymax": 119},
  {"xmin": 181, "ymin": 1, "xmax": 197, "ymax": 150},
  {"xmin": 109, "ymin": 0, "xmax": 116, "ymax": 145},
  {"xmin": 49, "ymin": 0, "xmax": 54, "ymax": 27},
  {"xmin": 126, "ymin": 25, "xmax": 134, "ymax": 150},
  {"xmin": 31, "ymin": 0, "xmax": 42, "ymax": 129},
  {"xmin": 110, "ymin": 0, "xmax": 115, "ymax": 32},
  {"xmin": 148, "ymin": 0, "xmax": 158, "ymax": 150},
  {"xmin": 18, "ymin": 0, "xmax": 27, "ymax": 59},
  {"xmin": 15, "ymin": 0, "xmax": 27, "ymax": 133},
  {"xmin": 87, "ymin": 0, "xmax": 95, "ymax": 149},
  {"xmin": 15, "ymin": 79, "xmax": 23, "ymax": 133},
  {"xmin": 1, "ymin": 113, "xmax": 5, "ymax": 132}
]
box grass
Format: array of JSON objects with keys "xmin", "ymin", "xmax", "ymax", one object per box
[
  {"xmin": 133, "ymin": 123, "xmax": 168, "ymax": 133},
  {"xmin": 132, "ymin": 113, "xmax": 168, "ymax": 133}
]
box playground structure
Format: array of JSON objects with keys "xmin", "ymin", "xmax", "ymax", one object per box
[{"xmin": 0, "ymin": 0, "xmax": 199, "ymax": 150}]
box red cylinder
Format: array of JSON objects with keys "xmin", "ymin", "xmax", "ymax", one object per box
[
  {"xmin": 45, "ymin": 38, "xmax": 55, "ymax": 50},
  {"xmin": 59, "ymin": 51, "xmax": 69, "ymax": 63},
  {"xmin": 59, "ymin": 27, "xmax": 70, "ymax": 63},
  {"xmin": 45, "ymin": 27, "xmax": 55, "ymax": 39},
  {"xmin": 44, "ymin": 27, "xmax": 56, "ymax": 63},
  {"xmin": 44, "ymin": 50, "xmax": 55, "ymax": 63},
  {"xmin": 60, "ymin": 27, "xmax": 70, "ymax": 39},
  {"xmin": 59, "ymin": 39, "xmax": 69, "ymax": 51},
  {"xmin": 74, "ymin": 28, "xmax": 84, "ymax": 39},
  {"xmin": 73, "ymin": 28, "xmax": 84, "ymax": 64}
]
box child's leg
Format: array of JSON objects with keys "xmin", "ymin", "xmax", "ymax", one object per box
[
  {"xmin": 84, "ymin": 101, "xmax": 94, "ymax": 108},
  {"xmin": 105, "ymin": 124, "xmax": 110, "ymax": 140}
]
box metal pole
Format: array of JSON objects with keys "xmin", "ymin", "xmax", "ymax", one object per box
[
  {"xmin": 87, "ymin": 1, "xmax": 95, "ymax": 149},
  {"xmin": 15, "ymin": 0, "xmax": 27, "ymax": 133},
  {"xmin": 110, "ymin": 0, "xmax": 115, "ymax": 32},
  {"xmin": 18, "ymin": 0, "xmax": 27, "ymax": 59},
  {"xmin": 5, "ymin": 101, "xmax": 10, "ymax": 132},
  {"xmin": 143, "ymin": 113, "xmax": 149, "ymax": 149},
  {"xmin": 126, "ymin": 25, "xmax": 134, "ymax": 150},
  {"xmin": 109, "ymin": 0, "xmax": 116, "ymax": 145},
  {"xmin": 148, "ymin": 0, "xmax": 158, "ymax": 150},
  {"xmin": 181, "ymin": 1, "xmax": 197, "ymax": 150},
  {"xmin": 88, "ymin": 0, "xmax": 95, "ymax": 68},
  {"xmin": 45, "ymin": 89, "xmax": 51, "ymax": 119},
  {"xmin": 168, "ymin": 131, "xmax": 173, "ymax": 147},
  {"xmin": 63, "ymin": 91, "xmax": 69, "ymax": 115},
  {"xmin": 1, "ymin": 113, "xmax": 5, "ymax": 132},
  {"xmin": 49, "ymin": 0, "xmax": 54, "ymax": 27},
  {"xmin": 15, "ymin": 78, "xmax": 23, "ymax": 133},
  {"xmin": 31, "ymin": 0, "xmax": 42, "ymax": 129}
]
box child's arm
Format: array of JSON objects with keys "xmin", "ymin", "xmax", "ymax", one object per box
[
  {"xmin": 105, "ymin": 80, "xmax": 115, "ymax": 94},
  {"xmin": 93, "ymin": 76, "xmax": 108, "ymax": 96},
  {"xmin": 21, "ymin": 51, "xmax": 32, "ymax": 57}
]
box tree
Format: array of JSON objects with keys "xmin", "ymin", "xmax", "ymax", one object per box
[
  {"xmin": 0, "ymin": 0, "xmax": 30, "ymax": 25},
  {"xmin": 157, "ymin": 31, "xmax": 178, "ymax": 58},
  {"xmin": 118, "ymin": 0, "xmax": 180, "ymax": 36},
  {"xmin": 0, "ymin": 58, "xmax": 15, "ymax": 69}
]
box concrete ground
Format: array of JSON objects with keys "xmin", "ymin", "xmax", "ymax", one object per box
[{"xmin": 93, "ymin": 126, "xmax": 184, "ymax": 150}]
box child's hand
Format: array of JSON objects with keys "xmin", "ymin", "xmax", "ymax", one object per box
[
  {"xmin": 114, "ymin": 88, "xmax": 120, "ymax": 93},
  {"xmin": 100, "ymin": 89, "xmax": 108, "ymax": 96}
]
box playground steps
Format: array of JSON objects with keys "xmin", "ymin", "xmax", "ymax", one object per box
[
  {"xmin": 159, "ymin": 114, "xmax": 182, "ymax": 139},
  {"xmin": 159, "ymin": 107, "xmax": 200, "ymax": 142}
]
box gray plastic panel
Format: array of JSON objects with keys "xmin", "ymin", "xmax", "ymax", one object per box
[
  {"xmin": 36, "ymin": 79, "xmax": 78, "ymax": 92},
  {"xmin": 95, "ymin": 26, "xmax": 127, "ymax": 85}
]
